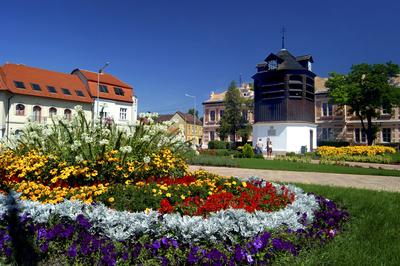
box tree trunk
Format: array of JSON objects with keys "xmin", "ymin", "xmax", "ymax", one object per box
[{"xmin": 366, "ymin": 115, "xmax": 374, "ymax": 145}]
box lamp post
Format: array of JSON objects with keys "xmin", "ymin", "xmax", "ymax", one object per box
[
  {"xmin": 185, "ymin": 93, "xmax": 196, "ymax": 145},
  {"xmin": 97, "ymin": 62, "xmax": 110, "ymax": 118}
]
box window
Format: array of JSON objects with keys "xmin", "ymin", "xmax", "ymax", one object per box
[
  {"xmin": 267, "ymin": 60, "xmax": 278, "ymax": 70},
  {"xmin": 382, "ymin": 128, "xmax": 391, "ymax": 143},
  {"xmin": 322, "ymin": 102, "xmax": 333, "ymax": 116},
  {"xmin": 32, "ymin": 106, "xmax": 41, "ymax": 122},
  {"xmin": 31, "ymin": 83, "xmax": 41, "ymax": 91},
  {"xmin": 382, "ymin": 105, "xmax": 391, "ymax": 115},
  {"xmin": 62, "ymin": 88, "xmax": 71, "ymax": 95},
  {"xmin": 210, "ymin": 110, "xmax": 215, "ymax": 121},
  {"xmin": 210, "ymin": 131, "xmax": 215, "ymax": 141},
  {"xmin": 355, "ymin": 128, "xmax": 366, "ymax": 143},
  {"xmin": 114, "ymin": 87, "xmax": 124, "ymax": 96},
  {"xmin": 220, "ymin": 110, "xmax": 224, "ymax": 119},
  {"xmin": 64, "ymin": 109, "xmax": 72, "ymax": 121},
  {"xmin": 99, "ymin": 85, "xmax": 109, "ymax": 93},
  {"xmin": 119, "ymin": 108, "xmax": 127, "ymax": 120},
  {"xmin": 49, "ymin": 107, "xmax": 57, "ymax": 117},
  {"xmin": 75, "ymin": 90, "xmax": 84, "ymax": 97},
  {"xmin": 14, "ymin": 81, "xmax": 26, "ymax": 89},
  {"xmin": 322, "ymin": 128, "xmax": 333, "ymax": 140},
  {"xmin": 16, "ymin": 104, "xmax": 25, "ymax": 116},
  {"xmin": 47, "ymin": 86, "xmax": 57, "ymax": 93}
]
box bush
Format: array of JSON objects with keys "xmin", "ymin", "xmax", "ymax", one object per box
[
  {"xmin": 242, "ymin": 144, "xmax": 254, "ymax": 158},
  {"xmin": 208, "ymin": 140, "xmax": 228, "ymax": 149},
  {"xmin": 187, "ymin": 155, "xmax": 239, "ymax": 167},
  {"xmin": 317, "ymin": 140, "xmax": 350, "ymax": 147}
]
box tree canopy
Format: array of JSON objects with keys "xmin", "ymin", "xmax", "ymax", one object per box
[
  {"xmin": 217, "ymin": 81, "xmax": 252, "ymax": 145},
  {"xmin": 326, "ymin": 62, "xmax": 400, "ymax": 145}
]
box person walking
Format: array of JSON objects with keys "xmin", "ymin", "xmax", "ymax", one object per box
[
  {"xmin": 266, "ymin": 138, "xmax": 273, "ymax": 158},
  {"xmin": 256, "ymin": 138, "xmax": 263, "ymax": 155}
]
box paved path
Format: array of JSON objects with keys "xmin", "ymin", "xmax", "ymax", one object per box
[{"xmin": 189, "ymin": 165, "xmax": 400, "ymax": 193}]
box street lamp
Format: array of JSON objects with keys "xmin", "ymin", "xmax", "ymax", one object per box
[
  {"xmin": 97, "ymin": 62, "xmax": 110, "ymax": 118},
  {"xmin": 185, "ymin": 93, "xmax": 196, "ymax": 144}
]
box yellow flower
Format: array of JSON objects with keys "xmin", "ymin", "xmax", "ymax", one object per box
[
  {"xmin": 145, "ymin": 208, "xmax": 151, "ymax": 214},
  {"xmin": 180, "ymin": 195, "xmax": 186, "ymax": 200},
  {"xmin": 166, "ymin": 193, "xmax": 171, "ymax": 198},
  {"xmin": 242, "ymin": 182, "xmax": 247, "ymax": 188},
  {"xmin": 152, "ymin": 189, "xmax": 157, "ymax": 193},
  {"xmin": 108, "ymin": 197, "xmax": 115, "ymax": 203}
]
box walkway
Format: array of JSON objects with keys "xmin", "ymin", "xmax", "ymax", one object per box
[{"xmin": 189, "ymin": 165, "xmax": 400, "ymax": 193}]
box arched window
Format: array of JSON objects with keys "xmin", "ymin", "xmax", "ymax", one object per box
[
  {"xmin": 64, "ymin": 109, "xmax": 72, "ymax": 121},
  {"xmin": 49, "ymin": 107, "xmax": 57, "ymax": 118},
  {"xmin": 33, "ymin": 106, "xmax": 41, "ymax": 122},
  {"xmin": 16, "ymin": 104, "xmax": 25, "ymax": 116}
]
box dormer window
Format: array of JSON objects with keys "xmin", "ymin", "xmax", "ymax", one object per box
[
  {"xmin": 14, "ymin": 81, "xmax": 26, "ymax": 89},
  {"xmin": 31, "ymin": 83, "xmax": 41, "ymax": 91},
  {"xmin": 268, "ymin": 60, "xmax": 278, "ymax": 70},
  {"xmin": 308, "ymin": 61, "xmax": 312, "ymax": 71},
  {"xmin": 62, "ymin": 88, "xmax": 71, "ymax": 95},
  {"xmin": 47, "ymin": 86, "xmax": 57, "ymax": 93},
  {"xmin": 114, "ymin": 87, "xmax": 124, "ymax": 96},
  {"xmin": 99, "ymin": 85, "xmax": 109, "ymax": 93}
]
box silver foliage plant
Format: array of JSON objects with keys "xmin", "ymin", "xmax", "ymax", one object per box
[
  {"xmin": 2, "ymin": 107, "xmax": 190, "ymax": 164},
  {"xmin": 0, "ymin": 178, "xmax": 319, "ymax": 244}
]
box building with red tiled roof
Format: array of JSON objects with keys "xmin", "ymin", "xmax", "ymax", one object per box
[
  {"xmin": 0, "ymin": 63, "xmax": 138, "ymax": 138},
  {"xmin": 72, "ymin": 69, "xmax": 137, "ymax": 125}
]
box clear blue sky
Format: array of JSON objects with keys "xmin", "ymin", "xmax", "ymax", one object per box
[{"xmin": 2, "ymin": 0, "xmax": 399, "ymax": 115}]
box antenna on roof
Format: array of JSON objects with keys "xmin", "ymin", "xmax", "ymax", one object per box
[
  {"xmin": 239, "ymin": 73, "xmax": 243, "ymax": 86},
  {"xmin": 281, "ymin": 26, "xmax": 286, "ymax": 50}
]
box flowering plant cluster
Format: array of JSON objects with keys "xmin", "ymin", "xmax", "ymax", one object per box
[
  {"xmin": 0, "ymin": 188, "xmax": 349, "ymax": 265},
  {"xmin": 317, "ymin": 145, "xmax": 395, "ymax": 157},
  {"xmin": 1, "ymin": 107, "xmax": 190, "ymax": 182}
]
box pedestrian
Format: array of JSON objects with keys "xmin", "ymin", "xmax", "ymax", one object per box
[
  {"xmin": 266, "ymin": 138, "xmax": 273, "ymax": 158},
  {"xmin": 256, "ymin": 138, "xmax": 263, "ymax": 155}
]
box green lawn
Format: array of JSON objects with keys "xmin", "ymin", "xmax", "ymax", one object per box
[
  {"xmin": 188, "ymin": 155, "xmax": 400, "ymax": 176},
  {"xmin": 273, "ymin": 184, "xmax": 400, "ymax": 265}
]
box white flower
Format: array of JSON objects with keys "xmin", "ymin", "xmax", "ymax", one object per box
[
  {"xmin": 143, "ymin": 156, "xmax": 151, "ymax": 164},
  {"xmin": 99, "ymin": 139, "xmax": 109, "ymax": 146},
  {"xmin": 139, "ymin": 113, "xmax": 146, "ymax": 118},
  {"xmin": 74, "ymin": 105, "xmax": 83, "ymax": 112},
  {"xmin": 75, "ymin": 155, "xmax": 84, "ymax": 163},
  {"xmin": 120, "ymin": 145, "xmax": 132, "ymax": 154}
]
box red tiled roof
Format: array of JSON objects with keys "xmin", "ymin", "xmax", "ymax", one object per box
[
  {"xmin": 72, "ymin": 69, "xmax": 134, "ymax": 103},
  {"xmin": 75, "ymin": 69, "xmax": 132, "ymax": 88},
  {"xmin": 0, "ymin": 64, "xmax": 92, "ymax": 103}
]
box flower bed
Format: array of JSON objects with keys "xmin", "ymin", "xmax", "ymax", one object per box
[
  {"xmin": 0, "ymin": 109, "xmax": 350, "ymax": 265},
  {"xmin": 0, "ymin": 185, "xmax": 348, "ymax": 265},
  {"xmin": 317, "ymin": 145, "xmax": 396, "ymax": 157}
]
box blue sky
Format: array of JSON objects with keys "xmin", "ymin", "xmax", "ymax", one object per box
[{"xmin": 1, "ymin": 0, "xmax": 399, "ymax": 115}]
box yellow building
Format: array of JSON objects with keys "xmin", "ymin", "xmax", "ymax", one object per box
[{"xmin": 157, "ymin": 111, "xmax": 203, "ymax": 146}]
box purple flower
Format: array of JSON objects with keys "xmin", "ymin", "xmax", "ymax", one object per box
[
  {"xmin": 122, "ymin": 252, "xmax": 128, "ymax": 261},
  {"xmin": 37, "ymin": 228, "xmax": 46, "ymax": 240},
  {"xmin": 253, "ymin": 237, "xmax": 263, "ymax": 250},
  {"xmin": 40, "ymin": 242, "xmax": 49, "ymax": 253},
  {"xmin": 76, "ymin": 214, "xmax": 91, "ymax": 229},
  {"xmin": 68, "ymin": 244, "xmax": 77, "ymax": 258},
  {"xmin": 161, "ymin": 237, "xmax": 170, "ymax": 248},
  {"xmin": 4, "ymin": 247, "xmax": 12, "ymax": 257},
  {"xmin": 234, "ymin": 245, "xmax": 246, "ymax": 261},
  {"xmin": 151, "ymin": 240, "xmax": 161, "ymax": 250},
  {"xmin": 171, "ymin": 239, "xmax": 178, "ymax": 248}
]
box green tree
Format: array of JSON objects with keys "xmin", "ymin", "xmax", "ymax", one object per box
[
  {"xmin": 188, "ymin": 108, "xmax": 199, "ymax": 118},
  {"xmin": 217, "ymin": 81, "xmax": 252, "ymax": 146},
  {"xmin": 326, "ymin": 63, "xmax": 400, "ymax": 145}
]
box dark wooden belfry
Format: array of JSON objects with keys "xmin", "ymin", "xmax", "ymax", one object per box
[{"xmin": 252, "ymin": 49, "xmax": 315, "ymax": 123}]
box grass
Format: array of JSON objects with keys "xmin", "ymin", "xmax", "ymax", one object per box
[
  {"xmin": 389, "ymin": 152, "xmax": 400, "ymax": 163},
  {"xmin": 273, "ymin": 184, "xmax": 400, "ymax": 265},
  {"xmin": 188, "ymin": 155, "xmax": 400, "ymax": 176}
]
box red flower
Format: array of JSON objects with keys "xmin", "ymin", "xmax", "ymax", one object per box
[{"xmin": 159, "ymin": 198, "xmax": 174, "ymax": 213}]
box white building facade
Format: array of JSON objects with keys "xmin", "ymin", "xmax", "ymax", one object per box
[{"xmin": 0, "ymin": 63, "xmax": 137, "ymax": 139}]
